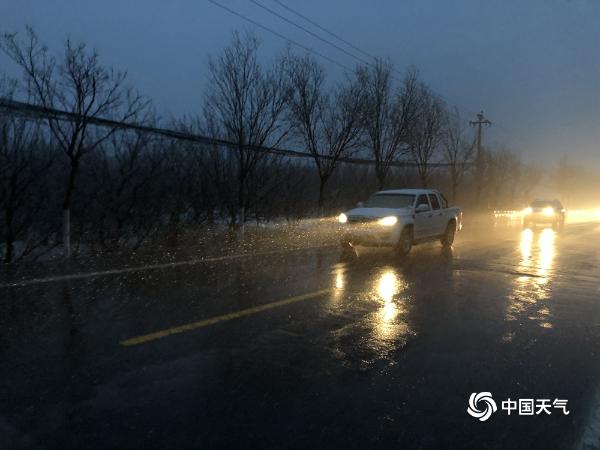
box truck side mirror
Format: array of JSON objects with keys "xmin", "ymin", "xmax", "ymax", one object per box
[
  {"xmin": 356, "ymin": 201, "xmax": 364, "ymax": 208},
  {"xmin": 415, "ymin": 203, "xmax": 430, "ymax": 213}
]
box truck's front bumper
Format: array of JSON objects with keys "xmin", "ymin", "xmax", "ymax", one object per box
[
  {"xmin": 525, "ymin": 213, "xmax": 560, "ymax": 223},
  {"xmin": 341, "ymin": 224, "xmax": 399, "ymax": 247}
]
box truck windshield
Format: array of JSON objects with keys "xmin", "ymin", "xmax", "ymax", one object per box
[
  {"xmin": 531, "ymin": 200, "xmax": 553, "ymax": 208},
  {"xmin": 364, "ymin": 194, "xmax": 415, "ymax": 208}
]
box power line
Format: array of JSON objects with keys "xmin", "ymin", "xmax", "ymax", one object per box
[
  {"xmin": 266, "ymin": 1, "xmax": 512, "ymax": 139},
  {"xmin": 207, "ymin": 0, "xmax": 353, "ymax": 72},
  {"xmin": 249, "ymin": 0, "xmax": 370, "ymax": 66},
  {"xmin": 272, "ymin": 0, "xmax": 379, "ymax": 63},
  {"xmin": 211, "ymin": 0, "xmax": 480, "ymax": 128},
  {"xmin": 266, "ymin": 0, "xmax": 405, "ymax": 79},
  {"xmin": 0, "ymin": 97, "xmax": 467, "ymax": 168},
  {"xmin": 268, "ymin": 1, "xmax": 479, "ymax": 123},
  {"xmin": 266, "ymin": 0, "xmax": 409, "ymax": 82}
]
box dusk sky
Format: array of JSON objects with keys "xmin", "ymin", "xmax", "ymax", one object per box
[{"xmin": 1, "ymin": 0, "xmax": 599, "ymax": 164}]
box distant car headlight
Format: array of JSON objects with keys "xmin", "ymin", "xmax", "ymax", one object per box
[
  {"xmin": 338, "ymin": 213, "xmax": 348, "ymax": 224},
  {"xmin": 378, "ymin": 216, "xmax": 398, "ymax": 226},
  {"xmin": 542, "ymin": 207, "xmax": 555, "ymax": 217},
  {"xmin": 523, "ymin": 207, "xmax": 533, "ymax": 215}
]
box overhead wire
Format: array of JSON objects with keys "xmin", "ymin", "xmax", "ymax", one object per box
[
  {"xmin": 0, "ymin": 97, "xmax": 467, "ymax": 167},
  {"xmin": 271, "ymin": 0, "xmax": 379, "ymax": 63},
  {"xmin": 249, "ymin": 0, "xmax": 371, "ymax": 66},
  {"xmin": 207, "ymin": 0, "xmax": 353, "ymax": 72},
  {"xmin": 255, "ymin": 1, "xmax": 481, "ymax": 122}
]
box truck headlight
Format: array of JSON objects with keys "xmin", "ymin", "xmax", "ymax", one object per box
[
  {"xmin": 523, "ymin": 207, "xmax": 533, "ymax": 215},
  {"xmin": 338, "ymin": 213, "xmax": 348, "ymax": 224},
  {"xmin": 378, "ymin": 216, "xmax": 397, "ymax": 226},
  {"xmin": 542, "ymin": 207, "xmax": 555, "ymax": 217}
]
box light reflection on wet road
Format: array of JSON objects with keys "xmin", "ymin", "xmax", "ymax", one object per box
[
  {"xmin": 507, "ymin": 228, "xmax": 556, "ymax": 328},
  {"xmin": 2, "ymin": 219, "xmax": 600, "ymax": 449}
]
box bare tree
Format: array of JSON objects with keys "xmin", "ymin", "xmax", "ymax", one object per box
[
  {"xmin": 480, "ymin": 146, "xmax": 544, "ymax": 210},
  {"xmin": 0, "ymin": 76, "xmax": 57, "ymax": 263},
  {"xmin": 358, "ymin": 62, "xmax": 419, "ymax": 189},
  {"xmin": 194, "ymin": 115, "xmax": 242, "ymax": 226},
  {"xmin": 85, "ymin": 123, "xmax": 165, "ymax": 249},
  {"xmin": 556, "ymin": 155, "xmax": 588, "ymax": 207},
  {"xmin": 517, "ymin": 162, "xmax": 543, "ymax": 204},
  {"xmin": 442, "ymin": 107, "xmax": 474, "ymax": 201},
  {"xmin": 410, "ymin": 85, "xmax": 446, "ymax": 187},
  {"xmin": 286, "ymin": 54, "xmax": 364, "ymax": 214},
  {"xmin": 484, "ymin": 147, "xmax": 523, "ymax": 209},
  {"xmin": 203, "ymin": 32, "xmax": 291, "ymax": 228},
  {"xmin": 1, "ymin": 26, "xmax": 147, "ymax": 257}
]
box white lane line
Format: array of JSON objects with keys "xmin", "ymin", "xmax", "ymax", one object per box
[{"xmin": 0, "ymin": 244, "xmax": 336, "ymax": 289}]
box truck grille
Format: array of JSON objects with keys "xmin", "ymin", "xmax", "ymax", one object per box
[{"xmin": 348, "ymin": 216, "xmax": 379, "ymax": 223}]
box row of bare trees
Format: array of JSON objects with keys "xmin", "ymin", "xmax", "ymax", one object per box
[
  {"xmin": 0, "ymin": 28, "xmax": 546, "ymax": 262},
  {"xmin": 1, "ymin": 26, "xmax": 148, "ymax": 258},
  {"xmin": 200, "ymin": 33, "xmax": 482, "ymax": 221}
]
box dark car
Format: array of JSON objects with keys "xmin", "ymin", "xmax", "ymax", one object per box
[{"xmin": 523, "ymin": 199, "xmax": 566, "ymax": 229}]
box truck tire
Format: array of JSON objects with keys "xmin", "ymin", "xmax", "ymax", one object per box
[
  {"xmin": 441, "ymin": 221, "xmax": 456, "ymax": 247},
  {"xmin": 396, "ymin": 227, "xmax": 413, "ymax": 257}
]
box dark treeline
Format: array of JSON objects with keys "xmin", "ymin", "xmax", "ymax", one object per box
[{"xmin": 0, "ymin": 28, "xmax": 583, "ymax": 263}]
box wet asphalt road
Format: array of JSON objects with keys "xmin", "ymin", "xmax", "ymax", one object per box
[{"xmin": 2, "ymin": 218, "xmax": 600, "ymax": 449}]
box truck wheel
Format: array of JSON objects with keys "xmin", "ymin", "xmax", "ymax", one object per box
[
  {"xmin": 441, "ymin": 222, "xmax": 456, "ymax": 247},
  {"xmin": 396, "ymin": 227, "xmax": 413, "ymax": 257}
]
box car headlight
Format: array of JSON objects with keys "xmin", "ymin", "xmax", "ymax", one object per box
[
  {"xmin": 338, "ymin": 213, "xmax": 348, "ymax": 224},
  {"xmin": 523, "ymin": 207, "xmax": 533, "ymax": 215},
  {"xmin": 378, "ymin": 216, "xmax": 398, "ymax": 226},
  {"xmin": 542, "ymin": 207, "xmax": 555, "ymax": 217}
]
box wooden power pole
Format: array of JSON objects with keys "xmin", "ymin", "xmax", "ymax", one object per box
[{"xmin": 469, "ymin": 111, "xmax": 492, "ymax": 208}]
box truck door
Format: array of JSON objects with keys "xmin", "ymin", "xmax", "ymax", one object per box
[
  {"xmin": 414, "ymin": 194, "xmax": 434, "ymax": 238},
  {"xmin": 428, "ymin": 193, "xmax": 446, "ymax": 235}
]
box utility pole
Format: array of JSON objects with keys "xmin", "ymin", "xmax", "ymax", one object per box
[{"xmin": 469, "ymin": 111, "xmax": 492, "ymax": 208}]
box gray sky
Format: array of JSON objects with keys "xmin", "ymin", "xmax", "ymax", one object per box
[{"xmin": 1, "ymin": 0, "xmax": 599, "ymax": 164}]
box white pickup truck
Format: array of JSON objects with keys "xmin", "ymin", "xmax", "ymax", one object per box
[{"xmin": 338, "ymin": 189, "xmax": 462, "ymax": 256}]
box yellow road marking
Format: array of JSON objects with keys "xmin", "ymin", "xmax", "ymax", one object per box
[{"xmin": 120, "ymin": 288, "xmax": 331, "ymax": 346}]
